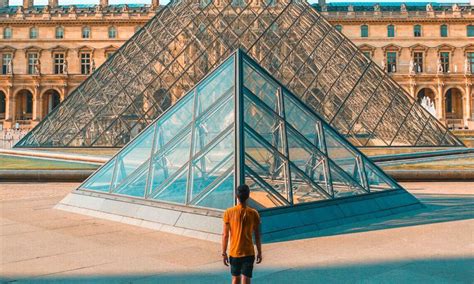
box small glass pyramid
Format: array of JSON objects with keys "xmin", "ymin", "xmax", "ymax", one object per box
[{"xmin": 78, "ymin": 50, "xmax": 403, "ymax": 211}]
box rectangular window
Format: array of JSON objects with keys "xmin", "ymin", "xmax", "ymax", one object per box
[
  {"xmin": 387, "ymin": 25, "xmax": 395, "ymax": 37},
  {"xmin": 468, "ymin": 25, "xmax": 474, "ymax": 37},
  {"xmin": 27, "ymin": 53, "xmax": 38, "ymax": 75},
  {"xmin": 414, "ymin": 25, "xmax": 422, "ymax": 37},
  {"xmin": 53, "ymin": 53, "xmax": 65, "ymax": 75},
  {"xmin": 387, "ymin": 52, "xmax": 397, "ymax": 73},
  {"xmin": 80, "ymin": 53, "xmax": 91, "ymax": 75},
  {"xmin": 468, "ymin": 52, "xmax": 474, "ymax": 74},
  {"xmin": 361, "ymin": 25, "xmax": 369, "ymax": 38},
  {"xmin": 413, "ymin": 52, "xmax": 423, "ymax": 73},
  {"xmin": 440, "ymin": 25, "xmax": 448, "ymax": 37},
  {"xmin": 440, "ymin": 52, "xmax": 449, "ymax": 73},
  {"xmin": 363, "ymin": 51, "xmax": 371, "ymax": 59},
  {"xmin": 1, "ymin": 53, "xmax": 12, "ymax": 75}
]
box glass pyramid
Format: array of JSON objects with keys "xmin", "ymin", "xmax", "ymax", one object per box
[
  {"xmin": 77, "ymin": 50, "xmax": 404, "ymax": 211},
  {"xmin": 16, "ymin": 0, "xmax": 462, "ymax": 148}
]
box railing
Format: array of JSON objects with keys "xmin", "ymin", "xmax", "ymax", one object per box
[{"xmin": 446, "ymin": 119, "xmax": 464, "ymax": 130}]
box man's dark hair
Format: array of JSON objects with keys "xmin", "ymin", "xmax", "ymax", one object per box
[{"xmin": 236, "ymin": 184, "xmax": 250, "ymax": 203}]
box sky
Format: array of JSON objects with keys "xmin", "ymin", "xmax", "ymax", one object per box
[{"xmin": 6, "ymin": 0, "xmax": 469, "ymax": 5}]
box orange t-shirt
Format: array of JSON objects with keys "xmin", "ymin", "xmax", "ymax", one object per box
[{"xmin": 223, "ymin": 204, "xmax": 261, "ymax": 258}]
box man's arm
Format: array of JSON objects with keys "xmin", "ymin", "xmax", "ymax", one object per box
[
  {"xmin": 255, "ymin": 222, "xmax": 262, "ymax": 264},
  {"xmin": 222, "ymin": 222, "xmax": 230, "ymax": 266}
]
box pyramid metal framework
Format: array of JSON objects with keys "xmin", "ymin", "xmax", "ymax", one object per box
[
  {"xmin": 77, "ymin": 51, "xmax": 407, "ymax": 212},
  {"xmin": 16, "ymin": 0, "xmax": 463, "ymax": 148}
]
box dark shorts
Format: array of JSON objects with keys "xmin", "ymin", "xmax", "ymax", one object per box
[{"xmin": 229, "ymin": 255, "xmax": 255, "ymax": 278}]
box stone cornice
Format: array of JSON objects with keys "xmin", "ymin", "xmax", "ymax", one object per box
[
  {"xmin": 0, "ymin": 17, "xmax": 152, "ymax": 25},
  {"xmin": 326, "ymin": 17, "xmax": 474, "ymax": 24}
]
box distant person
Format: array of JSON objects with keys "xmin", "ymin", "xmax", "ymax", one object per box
[{"xmin": 222, "ymin": 184, "xmax": 262, "ymax": 284}]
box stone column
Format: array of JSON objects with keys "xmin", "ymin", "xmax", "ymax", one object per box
[
  {"xmin": 464, "ymin": 84, "xmax": 472, "ymax": 127},
  {"xmin": 4, "ymin": 88, "xmax": 16, "ymax": 129},
  {"xmin": 436, "ymin": 84, "xmax": 444, "ymax": 120},
  {"xmin": 32, "ymin": 87, "xmax": 41, "ymax": 122},
  {"xmin": 48, "ymin": 0, "xmax": 57, "ymax": 8},
  {"xmin": 23, "ymin": 0, "xmax": 33, "ymax": 8}
]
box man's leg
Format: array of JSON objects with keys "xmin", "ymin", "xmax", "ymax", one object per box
[
  {"xmin": 241, "ymin": 275, "xmax": 251, "ymax": 284},
  {"xmin": 232, "ymin": 275, "xmax": 241, "ymax": 284}
]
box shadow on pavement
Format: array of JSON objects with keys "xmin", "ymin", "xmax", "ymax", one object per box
[
  {"xmin": 3, "ymin": 257, "xmax": 473, "ymax": 283},
  {"xmin": 270, "ymin": 192, "xmax": 474, "ymax": 242}
]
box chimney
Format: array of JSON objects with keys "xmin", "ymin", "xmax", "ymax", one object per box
[
  {"xmin": 48, "ymin": 0, "xmax": 58, "ymax": 8},
  {"xmin": 151, "ymin": 0, "xmax": 159, "ymax": 8},
  {"xmin": 0, "ymin": 0, "xmax": 9, "ymax": 8},
  {"xmin": 100, "ymin": 0, "xmax": 108, "ymax": 7},
  {"xmin": 23, "ymin": 0, "xmax": 33, "ymax": 8}
]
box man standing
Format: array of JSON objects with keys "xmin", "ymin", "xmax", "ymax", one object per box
[{"xmin": 222, "ymin": 184, "xmax": 262, "ymax": 284}]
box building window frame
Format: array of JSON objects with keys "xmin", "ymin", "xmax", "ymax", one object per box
[
  {"xmin": 27, "ymin": 52, "xmax": 39, "ymax": 75},
  {"xmin": 440, "ymin": 24, "xmax": 448, "ymax": 37},
  {"xmin": 3, "ymin": 27, "xmax": 12, "ymax": 39},
  {"xmin": 468, "ymin": 25, "xmax": 474, "ymax": 37},
  {"xmin": 467, "ymin": 52, "xmax": 474, "ymax": 74},
  {"xmin": 80, "ymin": 52, "xmax": 92, "ymax": 75},
  {"xmin": 414, "ymin": 24, "xmax": 422, "ymax": 37},
  {"xmin": 387, "ymin": 24, "xmax": 395, "ymax": 38},
  {"xmin": 413, "ymin": 52, "xmax": 424, "ymax": 73},
  {"xmin": 29, "ymin": 27, "xmax": 38, "ymax": 39},
  {"xmin": 108, "ymin": 26, "xmax": 117, "ymax": 39},
  {"xmin": 55, "ymin": 26, "xmax": 64, "ymax": 39},
  {"xmin": 360, "ymin": 24, "xmax": 369, "ymax": 38},
  {"xmin": 82, "ymin": 26, "xmax": 91, "ymax": 39},
  {"xmin": 386, "ymin": 52, "xmax": 397, "ymax": 73},
  {"xmin": 1, "ymin": 53, "xmax": 13, "ymax": 75},
  {"xmin": 53, "ymin": 52, "xmax": 65, "ymax": 75},
  {"xmin": 440, "ymin": 52, "xmax": 450, "ymax": 73},
  {"xmin": 335, "ymin": 25, "xmax": 343, "ymax": 32}
]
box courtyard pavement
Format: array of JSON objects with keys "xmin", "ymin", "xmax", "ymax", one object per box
[{"xmin": 0, "ymin": 182, "xmax": 473, "ymax": 283}]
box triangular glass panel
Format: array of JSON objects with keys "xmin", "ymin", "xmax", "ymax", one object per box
[
  {"xmin": 329, "ymin": 161, "xmax": 367, "ymax": 198},
  {"xmin": 112, "ymin": 125, "xmax": 155, "ymax": 190},
  {"xmin": 363, "ymin": 158, "xmax": 401, "ymax": 192},
  {"xmin": 113, "ymin": 166, "xmax": 149, "ymax": 198},
  {"xmin": 81, "ymin": 157, "xmax": 116, "ymax": 192},
  {"xmin": 75, "ymin": 50, "xmax": 410, "ymax": 213},
  {"xmin": 290, "ymin": 165, "xmax": 329, "ymax": 204},
  {"xmin": 190, "ymin": 131, "xmax": 234, "ymax": 200},
  {"xmin": 17, "ymin": 0, "xmax": 461, "ymax": 148},
  {"xmin": 193, "ymin": 170, "xmax": 235, "ymax": 210},
  {"xmin": 151, "ymin": 167, "xmax": 188, "ymax": 204}
]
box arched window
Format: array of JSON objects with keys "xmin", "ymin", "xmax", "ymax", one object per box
[
  {"xmin": 387, "ymin": 24, "xmax": 395, "ymax": 37},
  {"xmin": 468, "ymin": 25, "xmax": 474, "ymax": 37},
  {"xmin": 55, "ymin": 26, "xmax": 64, "ymax": 39},
  {"xmin": 29, "ymin": 27, "xmax": 38, "ymax": 39},
  {"xmin": 335, "ymin": 25, "xmax": 343, "ymax": 32},
  {"xmin": 82, "ymin": 26, "xmax": 91, "ymax": 39},
  {"xmin": 360, "ymin": 25, "xmax": 368, "ymax": 37},
  {"xmin": 108, "ymin": 26, "xmax": 117, "ymax": 39},
  {"xmin": 440, "ymin": 24, "xmax": 448, "ymax": 37},
  {"xmin": 414, "ymin": 25, "xmax": 422, "ymax": 37},
  {"xmin": 3, "ymin": 27, "xmax": 12, "ymax": 39}
]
